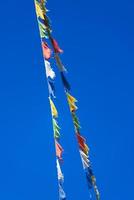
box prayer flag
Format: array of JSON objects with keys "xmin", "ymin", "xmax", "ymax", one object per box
[
  {"xmin": 49, "ymin": 98, "xmax": 58, "ymax": 118},
  {"xmin": 55, "ymin": 141, "xmax": 63, "ymax": 160},
  {"xmin": 45, "ymin": 60, "xmax": 55, "ymax": 79},
  {"xmin": 76, "ymin": 133, "xmax": 89, "ymax": 155},
  {"xmin": 42, "ymin": 42, "xmax": 51, "ymax": 59},
  {"xmin": 35, "ymin": 0, "xmax": 45, "ymax": 20}
]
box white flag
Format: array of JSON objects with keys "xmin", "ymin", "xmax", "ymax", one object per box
[
  {"xmin": 45, "ymin": 60, "xmax": 56, "ymax": 79},
  {"xmin": 80, "ymin": 150, "xmax": 90, "ymax": 169},
  {"xmin": 56, "ymin": 159, "xmax": 64, "ymax": 182}
]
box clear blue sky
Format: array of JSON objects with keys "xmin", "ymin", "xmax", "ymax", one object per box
[{"xmin": 0, "ymin": 0, "xmax": 134, "ymax": 199}]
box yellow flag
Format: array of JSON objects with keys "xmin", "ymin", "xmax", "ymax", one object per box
[
  {"xmin": 35, "ymin": 0, "xmax": 45, "ymax": 20},
  {"xmin": 84, "ymin": 143, "xmax": 89, "ymax": 155},
  {"xmin": 49, "ymin": 98, "xmax": 58, "ymax": 118},
  {"xmin": 67, "ymin": 93, "xmax": 78, "ymax": 112},
  {"xmin": 67, "ymin": 92, "xmax": 77, "ymax": 104}
]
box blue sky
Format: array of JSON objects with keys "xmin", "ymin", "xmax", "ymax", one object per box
[{"xmin": 0, "ymin": 0, "xmax": 134, "ymax": 199}]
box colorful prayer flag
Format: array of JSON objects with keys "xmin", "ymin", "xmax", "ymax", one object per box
[
  {"xmin": 42, "ymin": 42, "xmax": 51, "ymax": 59},
  {"xmin": 55, "ymin": 141, "xmax": 63, "ymax": 160},
  {"xmin": 76, "ymin": 133, "xmax": 89, "ymax": 155},
  {"xmin": 80, "ymin": 150, "xmax": 90, "ymax": 169},
  {"xmin": 49, "ymin": 98, "xmax": 58, "ymax": 118},
  {"xmin": 57, "ymin": 159, "xmax": 64, "ymax": 182},
  {"xmin": 45, "ymin": 60, "xmax": 55, "ymax": 79},
  {"xmin": 48, "ymin": 80, "xmax": 56, "ymax": 98},
  {"xmin": 59, "ymin": 183, "xmax": 66, "ymax": 200},
  {"xmin": 35, "ymin": 0, "xmax": 45, "ymax": 20},
  {"xmin": 53, "ymin": 118, "xmax": 60, "ymax": 139}
]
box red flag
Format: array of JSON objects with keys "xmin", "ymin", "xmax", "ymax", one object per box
[
  {"xmin": 55, "ymin": 141, "xmax": 63, "ymax": 160},
  {"xmin": 51, "ymin": 38, "xmax": 63, "ymax": 53},
  {"xmin": 76, "ymin": 133, "xmax": 89, "ymax": 155},
  {"xmin": 42, "ymin": 42, "xmax": 51, "ymax": 59}
]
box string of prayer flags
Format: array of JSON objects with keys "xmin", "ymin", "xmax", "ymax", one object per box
[
  {"xmin": 34, "ymin": 0, "xmax": 100, "ymax": 199},
  {"xmin": 34, "ymin": 1, "xmax": 67, "ymax": 200},
  {"xmin": 42, "ymin": 42, "xmax": 51, "ymax": 59}
]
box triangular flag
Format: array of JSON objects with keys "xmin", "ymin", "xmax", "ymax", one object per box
[
  {"xmin": 35, "ymin": 0, "xmax": 45, "ymax": 20},
  {"xmin": 48, "ymin": 80, "xmax": 56, "ymax": 98},
  {"xmin": 49, "ymin": 98, "xmax": 58, "ymax": 118},
  {"xmin": 55, "ymin": 141, "xmax": 63, "ymax": 160},
  {"xmin": 38, "ymin": 20, "xmax": 48, "ymax": 38},
  {"xmin": 76, "ymin": 133, "xmax": 89, "ymax": 155},
  {"xmin": 67, "ymin": 92, "xmax": 78, "ymax": 111},
  {"xmin": 42, "ymin": 42, "xmax": 51, "ymax": 59},
  {"xmin": 51, "ymin": 38, "xmax": 63, "ymax": 53},
  {"xmin": 45, "ymin": 60, "xmax": 55, "ymax": 79},
  {"xmin": 53, "ymin": 119, "xmax": 60, "ymax": 139},
  {"xmin": 80, "ymin": 150, "xmax": 90, "ymax": 169},
  {"xmin": 85, "ymin": 167, "xmax": 93, "ymax": 189},
  {"xmin": 72, "ymin": 112, "xmax": 81, "ymax": 130},
  {"xmin": 67, "ymin": 93, "xmax": 77, "ymax": 103},
  {"xmin": 59, "ymin": 183, "xmax": 66, "ymax": 200},
  {"xmin": 56, "ymin": 159, "xmax": 64, "ymax": 182}
]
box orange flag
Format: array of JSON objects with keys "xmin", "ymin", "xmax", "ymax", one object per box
[
  {"xmin": 42, "ymin": 42, "xmax": 51, "ymax": 59},
  {"xmin": 55, "ymin": 141, "xmax": 63, "ymax": 160}
]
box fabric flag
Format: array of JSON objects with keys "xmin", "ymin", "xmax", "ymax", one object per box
[
  {"xmin": 55, "ymin": 54, "xmax": 66, "ymax": 72},
  {"xmin": 49, "ymin": 98, "xmax": 58, "ymax": 118},
  {"xmin": 48, "ymin": 80, "xmax": 56, "ymax": 98},
  {"xmin": 38, "ymin": 20, "xmax": 48, "ymax": 38},
  {"xmin": 53, "ymin": 118, "xmax": 60, "ymax": 139},
  {"xmin": 55, "ymin": 141, "xmax": 63, "ymax": 160},
  {"xmin": 67, "ymin": 93, "xmax": 77, "ymax": 104},
  {"xmin": 56, "ymin": 159, "xmax": 64, "ymax": 182},
  {"xmin": 72, "ymin": 112, "xmax": 81, "ymax": 130},
  {"xmin": 42, "ymin": 42, "xmax": 51, "ymax": 59},
  {"xmin": 61, "ymin": 72, "xmax": 71, "ymax": 91},
  {"xmin": 59, "ymin": 183, "xmax": 66, "ymax": 200},
  {"xmin": 80, "ymin": 150, "xmax": 90, "ymax": 169},
  {"xmin": 67, "ymin": 92, "xmax": 77, "ymax": 111},
  {"xmin": 35, "ymin": 0, "xmax": 45, "ymax": 20},
  {"xmin": 76, "ymin": 133, "xmax": 89, "ymax": 155},
  {"xmin": 51, "ymin": 38, "xmax": 63, "ymax": 53},
  {"xmin": 86, "ymin": 167, "xmax": 93, "ymax": 189},
  {"xmin": 45, "ymin": 60, "xmax": 55, "ymax": 79}
]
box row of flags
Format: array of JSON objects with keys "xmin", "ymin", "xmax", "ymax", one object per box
[{"xmin": 34, "ymin": 0, "xmax": 100, "ymax": 199}]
